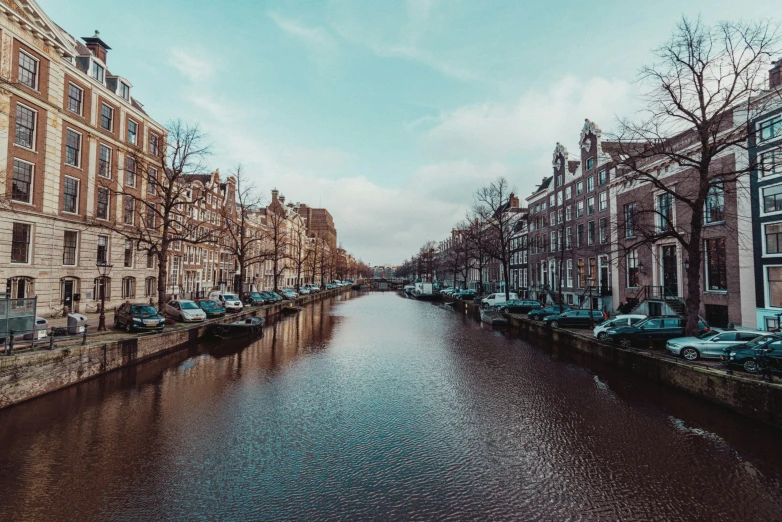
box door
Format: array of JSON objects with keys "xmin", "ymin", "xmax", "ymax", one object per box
[
  {"xmin": 63, "ymin": 281, "xmax": 74, "ymax": 310},
  {"xmin": 661, "ymin": 245, "xmax": 678, "ymax": 296}
]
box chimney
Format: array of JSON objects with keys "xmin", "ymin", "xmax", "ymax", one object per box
[
  {"xmin": 770, "ymin": 59, "xmax": 782, "ymax": 90},
  {"xmin": 279, "ymin": 194, "xmax": 286, "ymax": 205},
  {"xmin": 271, "ymin": 188, "xmax": 279, "ymax": 201},
  {"xmin": 82, "ymin": 30, "xmax": 111, "ymax": 64},
  {"xmin": 509, "ymin": 192, "xmax": 519, "ymax": 208}
]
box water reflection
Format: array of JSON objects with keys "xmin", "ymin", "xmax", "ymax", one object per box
[{"xmin": 0, "ymin": 291, "xmax": 780, "ymax": 521}]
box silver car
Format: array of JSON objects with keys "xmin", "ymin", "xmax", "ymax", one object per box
[
  {"xmin": 666, "ymin": 329, "xmax": 771, "ymax": 361},
  {"xmin": 165, "ymin": 299, "xmax": 207, "ymax": 322}
]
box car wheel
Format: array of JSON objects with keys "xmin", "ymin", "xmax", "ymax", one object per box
[
  {"xmin": 618, "ymin": 337, "xmax": 632, "ymax": 348},
  {"xmin": 681, "ymin": 347, "xmax": 699, "ymax": 361},
  {"xmin": 743, "ymin": 360, "xmax": 758, "ymax": 373},
  {"xmin": 551, "ymin": 320, "xmax": 559, "ymax": 328},
  {"xmin": 598, "ymin": 332, "xmax": 608, "ymax": 341},
  {"xmin": 113, "ymin": 317, "xmax": 119, "ymax": 329},
  {"xmin": 125, "ymin": 321, "xmax": 133, "ymax": 333}
]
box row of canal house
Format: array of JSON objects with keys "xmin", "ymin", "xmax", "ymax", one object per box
[{"xmin": 505, "ymin": 61, "xmax": 782, "ymax": 330}]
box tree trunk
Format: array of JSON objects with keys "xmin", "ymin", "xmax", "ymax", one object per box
[
  {"xmin": 684, "ymin": 202, "xmax": 705, "ymax": 336},
  {"xmin": 156, "ymin": 244, "xmax": 168, "ymax": 311},
  {"xmin": 503, "ymin": 259, "xmax": 510, "ymax": 300}
]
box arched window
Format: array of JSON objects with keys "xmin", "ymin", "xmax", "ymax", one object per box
[
  {"xmin": 122, "ymin": 277, "xmax": 136, "ymax": 299},
  {"xmin": 93, "ymin": 277, "xmax": 111, "ymax": 301},
  {"xmin": 7, "ymin": 277, "xmax": 35, "ymax": 299},
  {"xmin": 145, "ymin": 277, "xmax": 156, "ymax": 297}
]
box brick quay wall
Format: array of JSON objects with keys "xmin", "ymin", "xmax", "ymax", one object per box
[{"xmin": 0, "ymin": 287, "xmax": 352, "ymax": 409}]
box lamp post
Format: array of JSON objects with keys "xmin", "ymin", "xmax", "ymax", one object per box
[{"xmin": 96, "ymin": 262, "xmax": 113, "ymax": 331}]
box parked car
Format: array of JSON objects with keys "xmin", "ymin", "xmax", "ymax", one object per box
[
  {"xmin": 481, "ymin": 292, "xmax": 518, "ymax": 307},
  {"xmin": 280, "ymin": 289, "xmax": 299, "ymax": 299},
  {"xmin": 208, "ymin": 291, "xmax": 244, "ymax": 313},
  {"xmin": 306, "ymin": 284, "xmax": 321, "ymax": 293},
  {"xmin": 198, "ymin": 300, "xmax": 226, "ymax": 318},
  {"xmin": 440, "ymin": 287, "xmax": 456, "ymax": 296},
  {"xmin": 722, "ymin": 335, "xmax": 782, "ymax": 373},
  {"xmin": 667, "ymin": 329, "xmax": 770, "ymax": 361},
  {"xmin": 243, "ymin": 292, "xmax": 267, "ymax": 306},
  {"xmin": 528, "ymin": 305, "xmax": 571, "ymax": 321},
  {"xmin": 496, "ymin": 299, "xmax": 543, "ymax": 314},
  {"xmin": 114, "ymin": 303, "xmax": 165, "ymax": 333},
  {"xmin": 165, "ymin": 299, "xmax": 207, "ymax": 322},
  {"xmin": 298, "ymin": 287, "xmax": 311, "ymax": 295},
  {"xmin": 606, "ymin": 316, "xmax": 710, "ymax": 348},
  {"xmin": 543, "ymin": 309, "xmax": 607, "ymax": 328},
  {"xmin": 454, "ymin": 289, "xmax": 477, "ymax": 300},
  {"xmin": 593, "ymin": 314, "xmax": 647, "ymax": 341}
]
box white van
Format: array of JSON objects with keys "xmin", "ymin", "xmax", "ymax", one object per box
[
  {"xmin": 208, "ymin": 291, "xmax": 244, "ymax": 312},
  {"xmin": 481, "ymin": 292, "xmax": 518, "ymax": 307}
]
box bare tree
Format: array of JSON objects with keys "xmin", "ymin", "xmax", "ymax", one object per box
[
  {"xmin": 94, "ymin": 120, "xmax": 213, "ymax": 308},
  {"xmin": 611, "ymin": 17, "xmax": 780, "ymax": 334},
  {"xmin": 473, "ymin": 177, "xmax": 524, "ymax": 300},
  {"xmin": 262, "ymin": 207, "xmax": 291, "ymax": 293},
  {"xmin": 462, "ymin": 215, "xmax": 492, "ymax": 294},
  {"xmin": 219, "ymin": 166, "xmax": 269, "ymax": 300},
  {"xmin": 290, "ymin": 222, "xmax": 312, "ymax": 290}
]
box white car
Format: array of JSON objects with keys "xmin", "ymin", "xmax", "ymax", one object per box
[
  {"xmin": 208, "ymin": 291, "xmax": 244, "ymax": 312},
  {"xmin": 481, "ymin": 292, "xmax": 518, "ymax": 307},
  {"xmin": 298, "ymin": 287, "xmax": 311, "ymax": 295},
  {"xmin": 165, "ymin": 299, "xmax": 207, "ymax": 322},
  {"xmin": 593, "ymin": 314, "xmax": 647, "ymax": 341}
]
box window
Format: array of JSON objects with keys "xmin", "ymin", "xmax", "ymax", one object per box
[
  {"xmin": 703, "ymin": 182, "xmax": 725, "ymax": 222},
  {"xmin": 125, "ymin": 156, "xmax": 136, "ymax": 188},
  {"xmin": 657, "ymin": 193, "xmax": 673, "ymax": 231},
  {"xmin": 124, "ymin": 240, "xmax": 133, "ymax": 267},
  {"xmin": 63, "ymin": 230, "xmax": 77, "ymax": 265},
  {"xmin": 65, "ymin": 129, "xmax": 81, "ymax": 167},
  {"xmin": 576, "ymin": 201, "xmax": 584, "ymax": 218},
  {"xmin": 624, "ymin": 203, "xmax": 636, "ymax": 237},
  {"xmin": 146, "ymin": 203, "xmax": 156, "ymax": 227},
  {"xmin": 576, "ymin": 181, "xmax": 583, "ymax": 195},
  {"xmin": 587, "ymin": 197, "xmax": 595, "ymax": 215},
  {"xmin": 549, "ymin": 195, "xmax": 555, "ymax": 207},
  {"xmin": 587, "ymin": 176, "xmax": 594, "ymax": 191},
  {"xmin": 555, "ymin": 175, "xmax": 562, "ymax": 187},
  {"xmin": 557, "ymin": 209, "xmax": 563, "ymax": 224},
  {"xmin": 99, "ymin": 144, "xmax": 112, "ymax": 178},
  {"xmin": 627, "ymin": 250, "xmax": 640, "ymax": 287},
  {"xmin": 587, "ymin": 221, "xmax": 595, "ymax": 245},
  {"xmin": 149, "ymin": 132, "xmax": 160, "ymax": 156},
  {"xmin": 100, "ymin": 103, "xmax": 113, "ymax": 131},
  {"xmin": 97, "ymin": 187, "xmax": 110, "ymax": 220},
  {"xmin": 63, "ymin": 177, "xmax": 79, "ymax": 213},
  {"xmin": 565, "ymin": 205, "xmax": 572, "ymax": 221},
  {"xmin": 147, "ymin": 253, "xmax": 155, "ymax": 269},
  {"xmin": 566, "ymin": 259, "xmax": 573, "ymax": 287},
  {"xmin": 550, "ymin": 231, "xmax": 556, "ymax": 253},
  {"xmin": 577, "ymin": 224, "xmax": 584, "ymax": 247},
  {"xmin": 577, "ymin": 259, "xmax": 585, "ymax": 288},
  {"xmin": 586, "ymin": 157, "xmax": 594, "ymax": 170},
  {"xmin": 11, "ymin": 159, "xmax": 33, "ymax": 203},
  {"xmin": 765, "ymin": 223, "xmax": 782, "ymax": 254},
  {"xmin": 124, "ymin": 196, "xmax": 135, "ymax": 224},
  {"xmin": 599, "ymin": 218, "xmax": 607, "ymax": 244},
  {"xmin": 763, "ymin": 184, "xmax": 782, "ymax": 214},
  {"xmin": 705, "ymin": 238, "xmax": 726, "ymax": 291},
  {"xmin": 97, "ymin": 235, "xmax": 108, "ymax": 264},
  {"xmin": 760, "ymin": 148, "xmax": 782, "ymax": 178},
  {"xmin": 147, "ymin": 167, "xmax": 158, "ymax": 195},
  {"xmin": 145, "ymin": 277, "xmax": 156, "ymax": 296},
  {"xmin": 120, "ymin": 82, "xmax": 130, "ymax": 101},
  {"xmin": 565, "ymin": 227, "xmax": 572, "ymax": 249},
  {"xmin": 759, "ymin": 116, "xmax": 782, "ymax": 142},
  {"xmin": 18, "ymin": 50, "xmax": 38, "ymax": 89},
  {"xmin": 92, "ymin": 62, "xmax": 104, "ymax": 83},
  {"xmin": 565, "ymin": 186, "xmax": 572, "ymax": 200},
  {"xmin": 127, "ymin": 120, "xmax": 138, "ymax": 145},
  {"xmin": 766, "ymin": 316, "xmax": 779, "ymax": 330},
  {"xmin": 11, "ymin": 223, "xmax": 31, "ymax": 263},
  {"xmin": 67, "ymin": 83, "xmax": 83, "ymax": 115},
  {"xmin": 598, "ymin": 170, "xmax": 607, "ymax": 185},
  {"xmin": 15, "ymin": 104, "xmax": 36, "ymax": 149},
  {"xmin": 598, "ymin": 191, "xmax": 607, "ymax": 212},
  {"xmin": 769, "ymin": 266, "xmax": 782, "ymax": 307},
  {"xmin": 122, "ymin": 276, "xmax": 135, "ymax": 298},
  {"xmin": 550, "ymin": 211, "xmax": 555, "ymax": 225}
]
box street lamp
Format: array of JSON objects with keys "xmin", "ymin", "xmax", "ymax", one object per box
[{"xmin": 96, "ymin": 261, "xmax": 113, "ymax": 331}]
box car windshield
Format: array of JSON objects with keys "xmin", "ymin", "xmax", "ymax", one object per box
[
  {"xmin": 200, "ymin": 301, "xmax": 218, "ymax": 309},
  {"xmin": 223, "ymin": 294, "xmax": 238, "ymax": 300},
  {"xmin": 745, "ymin": 336, "xmax": 774, "ymax": 348},
  {"xmin": 181, "ymin": 302, "xmax": 199, "ymax": 310},
  {"xmin": 131, "ymin": 305, "xmax": 157, "ymax": 315},
  {"xmin": 250, "ymin": 293, "xmax": 262, "ymax": 298},
  {"xmin": 697, "ymin": 330, "xmax": 720, "ymax": 340}
]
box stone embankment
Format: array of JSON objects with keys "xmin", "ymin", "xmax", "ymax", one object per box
[
  {"xmin": 0, "ymin": 287, "xmax": 351, "ymax": 409},
  {"xmin": 446, "ymin": 297, "xmax": 782, "ymax": 429}
]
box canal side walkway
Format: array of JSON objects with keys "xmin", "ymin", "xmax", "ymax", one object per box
[
  {"xmin": 441, "ymin": 296, "xmax": 782, "ymax": 429},
  {"xmin": 0, "ymin": 286, "xmax": 352, "ymax": 408}
]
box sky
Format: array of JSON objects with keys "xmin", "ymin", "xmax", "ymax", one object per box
[{"xmin": 40, "ymin": 0, "xmax": 780, "ymax": 266}]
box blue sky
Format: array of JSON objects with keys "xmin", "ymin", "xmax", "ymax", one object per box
[{"xmin": 41, "ymin": 0, "xmax": 779, "ymax": 265}]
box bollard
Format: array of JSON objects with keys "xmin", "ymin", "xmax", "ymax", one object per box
[
  {"xmin": 49, "ymin": 332, "xmax": 55, "ymax": 350},
  {"xmin": 8, "ymin": 330, "xmax": 14, "ymax": 356},
  {"xmin": 82, "ymin": 327, "xmax": 87, "ymax": 345}
]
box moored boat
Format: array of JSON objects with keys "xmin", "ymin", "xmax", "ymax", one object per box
[
  {"xmin": 281, "ymin": 305, "xmax": 302, "ymax": 315},
  {"xmin": 208, "ymin": 317, "xmax": 265, "ymax": 340},
  {"xmin": 411, "ymin": 282, "xmax": 441, "ymax": 301},
  {"xmin": 480, "ymin": 308, "xmax": 508, "ymax": 326}
]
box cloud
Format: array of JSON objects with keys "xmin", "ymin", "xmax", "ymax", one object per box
[
  {"xmin": 369, "ymin": 43, "xmax": 484, "ymax": 83},
  {"xmin": 268, "ymin": 11, "xmax": 338, "ymax": 58},
  {"xmin": 168, "ymin": 48, "xmax": 215, "ymax": 84}
]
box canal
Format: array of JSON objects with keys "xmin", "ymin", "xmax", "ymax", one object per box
[{"xmin": 1, "ymin": 291, "xmax": 782, "ymax": 520}]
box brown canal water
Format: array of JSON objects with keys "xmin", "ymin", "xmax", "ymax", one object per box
[{"xmin": 1, "ymin": 291, "xmax": 781, "ymax": 521}]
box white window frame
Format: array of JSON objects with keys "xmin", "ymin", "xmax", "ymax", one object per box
[
  {"xmin": 598, "ymin": 191, "xmax": 607, "ymax": 212},
  {"xmin": 100, "ymin": 103, "xmax": 113, "ymax": 131},
  {"xmin": 120, "ymin": 82, "xmax": 130, "ymax": 101},
  {"xmin": 762, "ymin": 220, "xmax": 782, "ymax": 257},
  {"xmin": 127, "ymin": 118, "xmax": 138, "ymax": 145},
  {"xmin": 92, "ymin": 61, "xmax": 105, "ymax": 83},
  {"xmin": 11, "ymin": 158, "xmax": 35, "ymax": 205},
  {"xmin": 64, "ymin": 128, "xmax": 82, "ymax": 168},
  {"xmin": 759, "ymin": 147, "xmax": 782, "ymax": 180},
  {"xmin": 62, "ymin": 229, "xmax": 78, "ymax": 266},
  {"xmin": 62, "ymin": 175, "xmax": 80, "ymax": 214},
  {"xmin": 760, "ymin": 182, "xmax": 782, "ymax": 217},
  {"xmin": 18, "ymin": 49, "xmax": 39, "ymax": 90},
  {"xmin": 566, "ymin": 259, "xmax": 573, "ymax": 288},
  {"xmin": 96, "ymin": 186, "xmax": 110, "ymax": 221},
  {"xmin": 14, "ymin": 102, "xmax": 37, "ymax": 151},
  {"xmin": 67, "ymin": 82, "xmax": 84, "ymax": 115},
  {"xmin": 765, "ymin": 264, "xmax": 782, "ymax": 308},
  {"xmin": 98, "ymin": 143, "xmax": 112, "ymax": 179}
]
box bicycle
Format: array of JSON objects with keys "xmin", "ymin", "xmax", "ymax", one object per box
[{"xmin": 49, "ymin": 306, "xmax": 67, "ymax": 318}]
